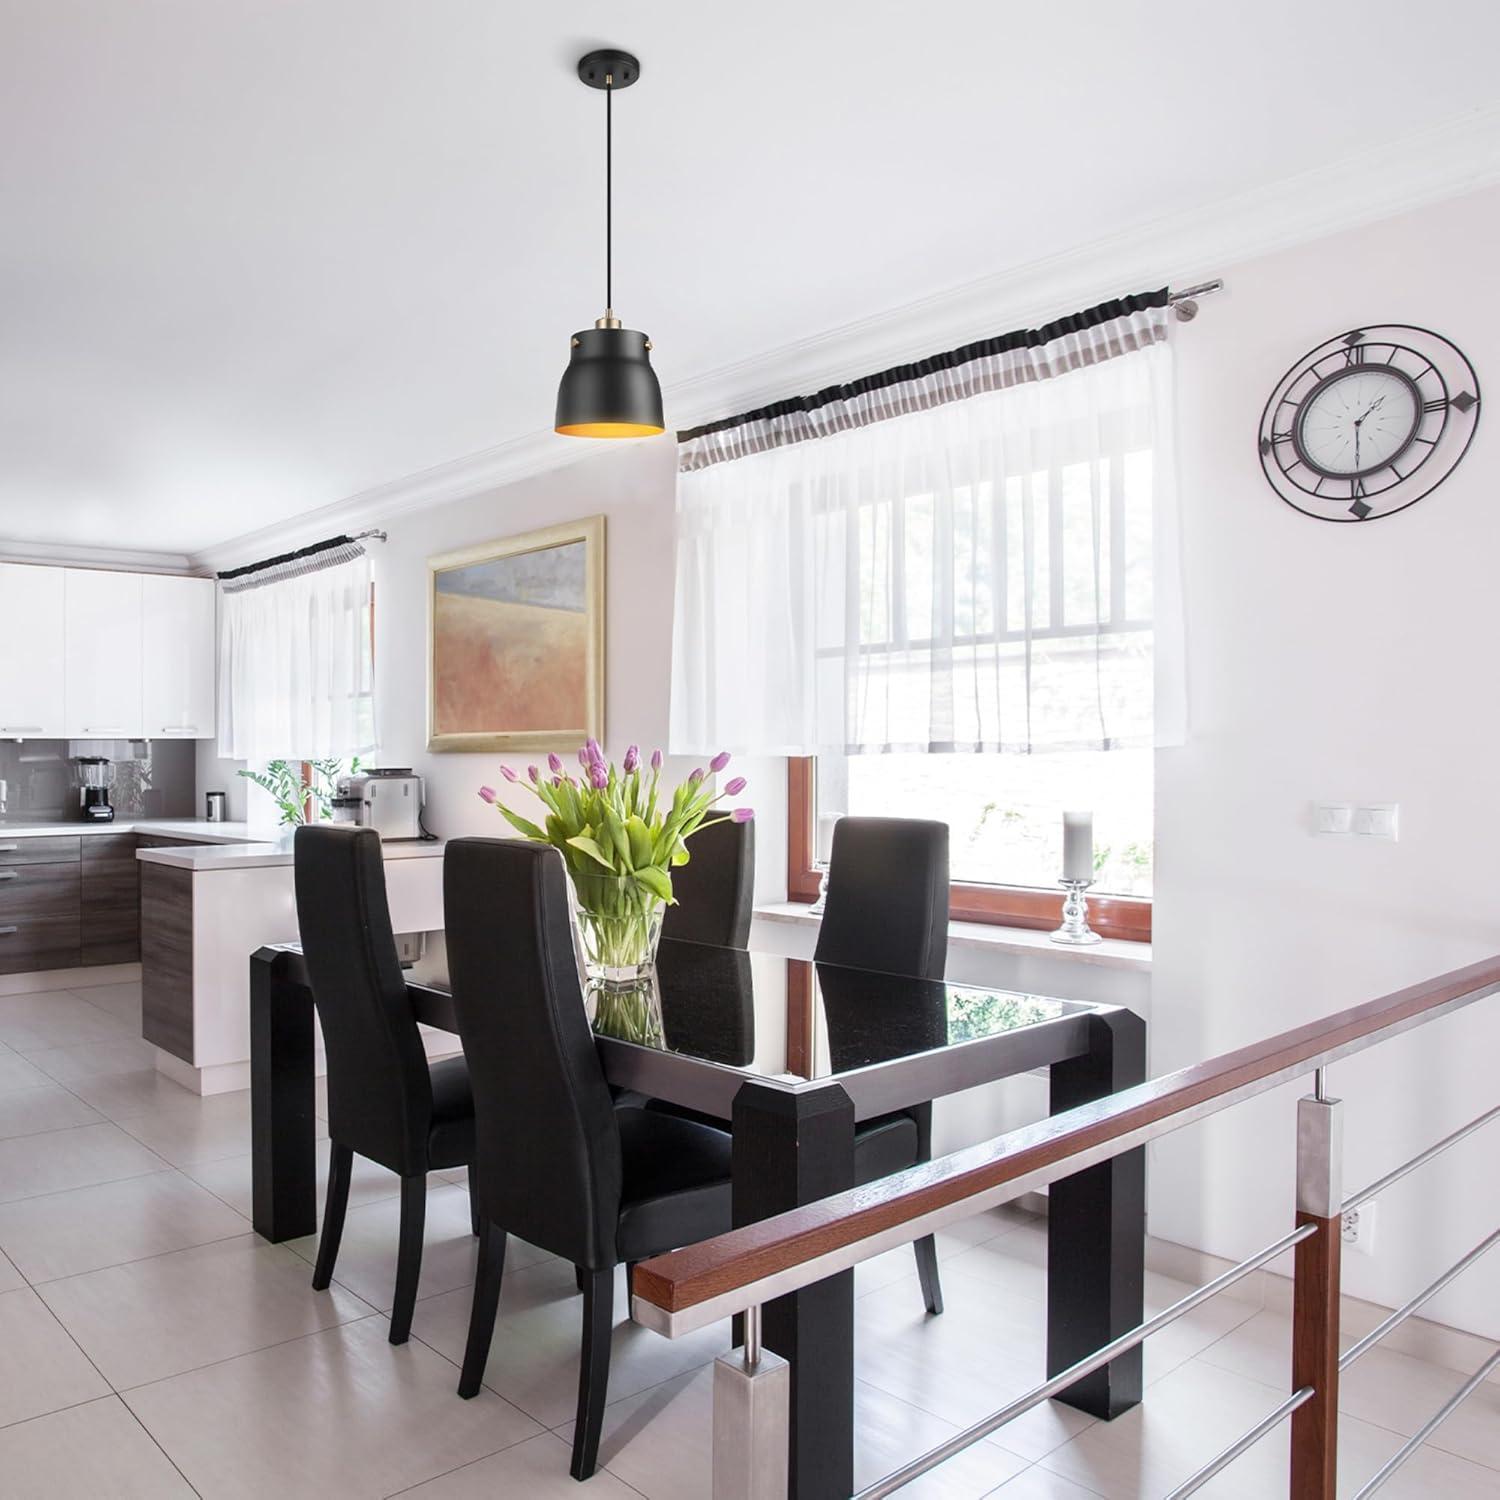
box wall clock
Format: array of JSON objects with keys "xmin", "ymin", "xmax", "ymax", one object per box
[{"xmin": 1257, "ymin": 325, "xmax": 1480, "ymax": 522}]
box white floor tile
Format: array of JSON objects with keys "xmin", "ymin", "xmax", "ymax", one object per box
[
  {"xmin": 125, "ymin": 1314, "xmax": 543, "ymax": 1500},
  {"xmin": 117, "ymin": 1085, "xmax": 325, "ymax": 1168},
  {"xmin": 0, "ymin": 1044, "xmax": 53, "ymax": 1096},
  {"xmin": 25, "ymin": 1035, "xmax": 161, "ymax": 1085},
  {"xmin": 412, "ymin": 1255, "xmax": 730, "ymax": 1429},
  {"xmin": 0, "ymin": 989, "xmax": 135, "ymax": 1053},
  {"xmin": 0, "ymin": 1285, "xmax": 111, "ymax": 1427},
  {"xmin": 63, "ymin": 1065, "xmax": 202, "ymax": 1122},
  {"xmin": 0, "ymin": 1167, "xmax": 248, "ymax": 1283},
  {"xmin": 0, "ymin": 1394, "xmax": 195, "ymax": 1497},
  {"xmin": 985, "ymin": 1465, "xmax": 1105, "ymax": 1497},
  {"xmin": 37, "ymin": 1231, "xmax": 375, "ymax": 1388},
  {"xmin": 0, "ymin": 1244, "xmax": 23, "ymax": 1292},
  {"xmin": 68, "ymin": 980, "xmax": 143, "ymax": 1024},
  {"xmin": 186, "ymin": 1143, "xmax": 406, "ymax": 1221},
  {"xmin": 0, "ymin": 1081, "xmax": 104, "ymax": 1140},
  {"xmin": 0, "ymin": 1119, "xmax": 167, "ymax": 1204},
  {"xmin": 397, "ymin": 1429, "xmax": 641, "ymax": 1497}
]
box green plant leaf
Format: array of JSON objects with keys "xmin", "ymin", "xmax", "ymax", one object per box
[
  {"xmin": 566, "ymin": 834, "xmax": 617, "ymax": 871},
  {"xmin": 494, "ymin": 804, "xmax": 547, "ymax": 842},
  {"xmin": 635, "ymin": 864, "xmax": 675, "ymax": 903}
]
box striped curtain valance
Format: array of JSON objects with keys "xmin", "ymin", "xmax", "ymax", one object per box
[{"xmin": 677, "ymin": 288, "xmax": 1170, "ymax": 473}]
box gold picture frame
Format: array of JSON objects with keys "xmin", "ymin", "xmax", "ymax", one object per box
[{"xmin": 427, "ymin": 514, "xmax": 605, "ymax": 753}]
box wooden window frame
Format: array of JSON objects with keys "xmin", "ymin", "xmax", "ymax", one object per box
[{"xmin": 787, "ymin": 757, "xmax": 1152, "ymax": 943}]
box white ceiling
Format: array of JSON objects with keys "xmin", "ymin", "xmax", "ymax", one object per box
[{"xmin": 3, "ymin": 0, "xmax": 1499, "ymax": 558}]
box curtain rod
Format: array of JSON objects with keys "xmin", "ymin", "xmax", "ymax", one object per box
[
  {"xmin": 216, "ymin": 527, "xmax": 387, "ymax": 582},
  {"xmin": 1167, "ymin": 279, "xmax": 1224, "ymax": 321}
]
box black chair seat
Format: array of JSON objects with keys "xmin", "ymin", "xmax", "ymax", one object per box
[
  {"xmin": 852, "ymin": 1111, "xmax": 921, "ymax": 1185},
  {"xmin": 615, "ymin": 1107, "xmax": 733, "ymax": 1263},
  {"xmin": 427, "ymin": 1055, "xmax": 477, "ymax": 1169}
]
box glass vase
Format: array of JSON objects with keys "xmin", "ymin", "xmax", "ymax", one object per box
[{"xmin": 568, "ymin": 869, "xmax": 666, "ymax": 991}]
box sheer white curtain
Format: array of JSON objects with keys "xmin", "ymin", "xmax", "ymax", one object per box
[
  {"xmin": 217, "ymin": 542, "xmax": 376, "ymax": 761},
  {"xmin": 671, "ymin": 300, "xmax": 1183, "ymax": 756}
]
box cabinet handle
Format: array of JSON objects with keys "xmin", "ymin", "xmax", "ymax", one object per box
[
  {"xmin": 0, "ymin": 844, "xmax": 16, "ymax": 853},
  {"xmin": 81, "ymin": 728, "xmax": 129, "ymax": 735},
  {"xmin": 160, "ymin": 725, "xmax": 198, "ymax": 733},
  {"xmin": 0, "ymin": 927, "xmax": 15, "ymax": 936},
  {"xmin": 0, "ymin": 726, "xmax": 43, "ymax": 734},
  {"xmin": 0, "ymin": 872, "xmax": 15, "ymax": 881}
]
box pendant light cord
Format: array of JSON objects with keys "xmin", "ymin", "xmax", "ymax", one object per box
[{"xmin": 605, "ymin": 81, "xmax": 613, "ymax": 312}]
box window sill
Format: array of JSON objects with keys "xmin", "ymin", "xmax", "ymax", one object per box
[{"xmin": 752, "ymin": 901, "xmax": 1152, "ymax": 973}]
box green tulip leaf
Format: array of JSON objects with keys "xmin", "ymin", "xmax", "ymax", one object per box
[
  {"xmin": 495, "ymin": 804, "xmax": 547, "ymax": 842},
  {"xmin": 635, "ymin": 864, "xmax": 675, "ymax": 904},
  {"xmin": 566, "ymin": 834, "xmax": 617, "ymax": 871}
]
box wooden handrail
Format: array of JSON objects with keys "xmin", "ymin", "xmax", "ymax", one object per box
[{"xmin": 633, "ymin": 953, "xmax": 1500, "ymax": 1321}]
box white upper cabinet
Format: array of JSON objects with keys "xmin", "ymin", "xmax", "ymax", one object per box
[
  {"xmin": 141, "ymin": 574, "xmax": 216, "ymax": 739},
  {"xmin": 0, "ymin": 563, "xmax": 67, "ymax": 737},
  {"xmin": 64, "ymin": 569, "xmax": 144, "ymax": 738}
]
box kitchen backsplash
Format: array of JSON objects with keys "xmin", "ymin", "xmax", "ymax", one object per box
[{"xmin": 0, "ymin": 739, "xmax": 196, "ymax": 821}]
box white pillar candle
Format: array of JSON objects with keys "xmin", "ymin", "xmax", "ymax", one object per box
[{"xmin": 1062, "ymin": 810, "xmax": 1093, "ymax": 883}]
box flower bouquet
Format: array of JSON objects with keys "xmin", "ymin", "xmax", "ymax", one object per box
[{"xmin": 479, "ymin": 742, "xmax": 751, "ymax": 1042}]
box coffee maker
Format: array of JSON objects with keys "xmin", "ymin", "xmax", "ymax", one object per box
[{"xmin": 75, "ymin": 757, "xmax": 115, "ymax": 822}]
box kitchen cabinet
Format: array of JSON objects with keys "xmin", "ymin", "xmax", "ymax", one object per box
[
  {"xmin": 0, "ymin": 840, "xmax": 81, "ymax": 974},
  {"xmin": 81, "ymin": 833, "xmax": 140, "ymax": 965},
  {"xmin": 64, "ymin": 569, "xmax": 144, "ymax": 738},
  {"xmin": 0, "ymin": 564, "xmax": 66, "ymax": 737},
  {"xmin": 142, "ymin": 574, "xmax": 215, "ymax": 740}
]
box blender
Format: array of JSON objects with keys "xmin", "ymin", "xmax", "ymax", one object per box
[{"xmin": 75, "ymin": 757, "xmax": 115, "ymax": 822}]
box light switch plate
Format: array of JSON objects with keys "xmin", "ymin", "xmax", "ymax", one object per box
[
  {"xmin": 1353, "ymin": 803, "xmax": 1399, "ymax": 840},
  {"xmin": 1315, "ymin": 802, "xmax": 1353, "ymax": 835}
]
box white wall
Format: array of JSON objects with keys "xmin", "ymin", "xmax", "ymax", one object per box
[{"xmin": 1153, "ymin": 183, "xmax": 1500, "ymax": 1335}]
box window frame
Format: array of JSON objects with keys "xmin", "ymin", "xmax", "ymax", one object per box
[{"xmin": 786, "ymin": 756, "xmax": 1152, "ymax": 943}]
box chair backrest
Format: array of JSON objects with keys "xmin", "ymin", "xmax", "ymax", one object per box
[
  {"xmin": 293, "ymin": 825, "xmax": 433, "ymax": 1175},
  {"xmin": 813, "ymin": 816, "xmax": 950, "ymax": 980},
  {"xmin": 662, "ymin": 816, "xmax": 756, "ymax": 948},
  {"xmin": 443, "ymin": 838, "xmax": 622, "ymax": 1268}
]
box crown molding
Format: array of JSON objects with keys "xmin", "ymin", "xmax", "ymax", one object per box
[
  {"xmin": 191, "ymin": 103, "xmax": 1500, "ymax": 572},
  {"xmin": 0, "ymin": 538, "xmax": 199, "ymax": 575}
]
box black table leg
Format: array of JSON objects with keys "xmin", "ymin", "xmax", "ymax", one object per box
[
  {"xmin": 250, "ymin": 948, "xmax": 318, "ymax": 1242},
  {"xmin": 732, "ymin": 1082, "xmax": 856, "ymax": 1500},
  {"xmin": 1047, "ymin": 1007, "xmax": 1147, "ymax": 1419}
]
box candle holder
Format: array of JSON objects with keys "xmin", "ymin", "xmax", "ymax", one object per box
[{"xmin": 1050, "ymin": 879, "xmax": 1103, "ymax": 946}]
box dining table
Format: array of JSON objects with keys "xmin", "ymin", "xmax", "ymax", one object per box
[{"xmin": 249, "ymin": 932, "xmax": 1145, "ymax": 1500}]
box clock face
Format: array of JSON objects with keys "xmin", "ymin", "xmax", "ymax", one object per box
[{"xmin": 1259, "ymin": 326, "xmax": 1480, "ymax": 521}]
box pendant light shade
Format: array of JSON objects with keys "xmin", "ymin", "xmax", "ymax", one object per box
[
  {"xmin": 555, "ymin": 49, "xmax": 664, "ymax": 439},
  {"xmin": 555, "ymin": 326, "xmax": 664, "ymax": 437}
]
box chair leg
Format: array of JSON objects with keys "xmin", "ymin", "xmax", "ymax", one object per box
[
  {"xmin": 389, "ymin": 1173, "xmax": 427, "ymax": 1345},
  {"xmin": 310, "ymin": 1143, "xmax": 352, "ymax": 1291},
  {"xmin": 570, "ymin": 1266, "xmax": 615, "ymax": 1481},
  {"xmin": 469, "ymin": 1178, "xmax": 481, "ymax": 1237},
  {"xmin": 913, "ymin": 1233, "xmax": 944, "ymax": 1316},
  {"xmin": 457, "ymin": 1221, "xmax": 508, "ymax": 1398},
  {"xmin": 575, "ymin": 1264, "xmax": 587, "ymax": 1294}
]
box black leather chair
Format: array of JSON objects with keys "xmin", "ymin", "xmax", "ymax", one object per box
[
  {"xmin": 293, "ymin": 825, "xmax": 477, "ymax": 1346},
  {"xmin": 443, "ymin": 838, "xmax": 734, "ymax": 1481},
  {"xmin": 661, "ymin": 816, "xmax": 755, "ymax": 948},
  {"xmin": 814, "ymin": 815, "xmax": 950, "ymax": 1315}
]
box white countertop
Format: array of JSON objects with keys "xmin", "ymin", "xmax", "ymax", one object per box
[
  {"xmin": 0, "ymin": 818, "xmax": 259, "ymax": 844},
  {"xmin": 137, "ymin": 831, "xmax": 447, "ymax": 871}
]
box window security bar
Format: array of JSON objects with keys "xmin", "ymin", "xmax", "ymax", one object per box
[
  {"xmin": 1352, "ymin": 1347, "xmax": 1500, "ymax": 1498},
  {"xmin": 850, "ymin": 1221, "xmax": 1316, "ymax": 1500}
]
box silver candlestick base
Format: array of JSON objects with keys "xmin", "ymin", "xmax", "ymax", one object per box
[{"xmin": 1050, "ymin": 879, "xmax": 1103, "ymax": 946}]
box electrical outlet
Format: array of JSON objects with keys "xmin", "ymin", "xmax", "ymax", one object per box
[{"xmin": 1342, "ymin": 1201, "xmax": 1378, "ymax": 1255}]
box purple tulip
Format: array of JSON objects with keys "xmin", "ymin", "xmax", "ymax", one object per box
[
  {"xmin": 623, "ymin": 744, "xmax": 639, "ymax": 773},
  {"xmin": 578, "ymin": 747, "xmax": 590, "ymax": 767},
  {"xmin": 585, "ymin": 737, "xmax": 602, "ymax": 764},
  {"xmin": 731, "ymin": 807, "xmax": 755, "ymax": 823},
  {"xmin": 688, "ymin": 768, "xmax": 704, "ymax": 786},
  {"xmin": 710, "ymin": 750, "xmax": 731, "ymax": 773},
  {"xmin": 478, "ymin": 786, "xmax": 497, "ymax": 804},
  {"xmin": 589, "ymin": 762, "xmax": 609, "ymax": 790},
  {"xmin": 724, "ymin": 776, "xmax": 747, "ymax": 796},
  {"xmin": 527, "ymin": 765, "xmax": 540, "ymax": 783},
  {"xmin": 548, "ymin": 752, "xmax": 564, "ymax": 774},
  {"xmin": 499, "ymin": 765, "xmax": 519, "ymax": 783},
  {"xmin": 650, "ymin": 748, "xmax": 663, "ymax": 771}
]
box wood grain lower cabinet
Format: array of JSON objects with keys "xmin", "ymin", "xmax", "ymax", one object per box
[
  {"xmin": 140, "ymin": 862, "xmax": 194, "ymax": 1062},
  {"xmin": 0, "ymin": 861, "xmax": 82, "ymax": 974},
  {"xmin": 81, "ymin": 834, "xmax": 141, "ymax": 965}
]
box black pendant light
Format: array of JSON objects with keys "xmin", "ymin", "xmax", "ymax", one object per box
[{"xmin": 554, "ymin": 49, "xmax": 664, "ymax": 439}]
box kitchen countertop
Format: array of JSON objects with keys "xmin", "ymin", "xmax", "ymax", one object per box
[
  {"xmin": 0, "ymin": 818, "xmax": 261, "ymax": 844},
  {"xmin": 136, "ymin": 830, "xmax": 446, "ymax": 871}
]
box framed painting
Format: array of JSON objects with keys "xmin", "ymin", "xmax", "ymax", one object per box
[{"xmin": 427, "ymin": 514, "xmax": 605, "ymax": 752}]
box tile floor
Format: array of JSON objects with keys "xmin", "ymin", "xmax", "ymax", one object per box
[{"xmin": 0, "ymin": 974, "xmax": 1495, "ymax": 1497}]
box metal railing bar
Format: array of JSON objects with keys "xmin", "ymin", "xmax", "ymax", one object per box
[
  {"xmin": 1340, "ymin": 1226, "xmax": 1500, "ymax": 1372},
  {"xmin": 1162, "ymin": 1387, "xmax": 1313, "ymax": 1499},
  {"xmin": 1343, "ymin": 1102, "xmax": 1500, "ymax": 1213},
  {"xmin": 848, "ymin": 1223, "xmax": 1316, "ymax": 1500},
  {"xmin": 1352, "ymin": 1346, "xmax": 1500, "ymax": 1498}
]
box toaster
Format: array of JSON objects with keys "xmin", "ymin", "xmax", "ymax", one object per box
[{"xmin": 332, "ymin": 769, "xmax": 424, "ymax": 840}]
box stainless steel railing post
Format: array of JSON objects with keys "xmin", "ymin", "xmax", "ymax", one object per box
[{"xmin": 712, "ymin": 1304, "xmax": 790, "ymax": 1500}]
